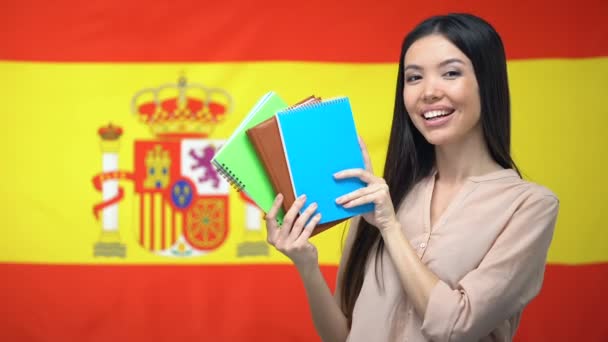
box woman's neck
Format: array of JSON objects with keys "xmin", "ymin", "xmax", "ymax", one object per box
[{"xmin": 434, "ymin": 124, "xmax": 503, "ymax": 184}]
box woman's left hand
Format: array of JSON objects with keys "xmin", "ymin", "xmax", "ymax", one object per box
[{"xmin": 334, "ymin": 137, "xmax": 398, "ymax": 231}]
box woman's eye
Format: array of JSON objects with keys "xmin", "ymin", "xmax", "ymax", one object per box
[
  {"xmin": 444, "ymin": 70, "xmax": 461, "ymax": 78},
  {"xmin": 406, "ymin": 75, "xmax": 422, "ymax": 82}
]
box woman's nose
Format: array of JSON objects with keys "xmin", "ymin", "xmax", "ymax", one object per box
[{"xmin": 422, "ymin": 79, "xmax": 443, "ymax": 102}]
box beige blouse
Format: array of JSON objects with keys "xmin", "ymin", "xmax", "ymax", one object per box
[{"xmin": 340, "ymin": 168, "xmax": 559, "ymax": 342}]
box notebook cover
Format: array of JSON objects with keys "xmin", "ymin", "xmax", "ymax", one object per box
[
  {"xmin": 246, "ymin": 95, "xmax": 320, "ymax": 213},
  {"xmin": 275, "ymin": 97, "xmax": 374, "ymax": 224},
  {"xmin": 211, "ymin": 91, "xmax": 288, "ymax": 221},
  {"xmin": 246, "ymin": 101, "xmax": 347, "ymax": 236}
]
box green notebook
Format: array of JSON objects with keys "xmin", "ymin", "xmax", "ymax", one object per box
[{"xmin": 211, "ymin": 91, "xmax": 288, "ymax": 222}]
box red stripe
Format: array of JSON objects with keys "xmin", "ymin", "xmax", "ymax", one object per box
[
  {"xmin": 1, "ymin": 0, "xmax": 606, "ymax": 62},
  {"xmin": 0, "ymin": 263, "xmax": 605, "ymax": 341},
  {"xmin": 516, "ymin": 263, "xmax": 608, "ymax": 341}
]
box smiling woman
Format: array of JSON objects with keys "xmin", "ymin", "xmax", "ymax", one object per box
[
  {"xmin": 337, "ymin": 14, "xmax": 552, "ymax": 342},
  {"xmin": 403, "ymin": 38, "xmax": 483, "ymax": 146},
  {"xmin": 0, "ymin": 1, "xmax": 606, "ymax": 341},
  {"xmin": 264, "ymin": 13, "xmax": 560, "ymax": 342}
]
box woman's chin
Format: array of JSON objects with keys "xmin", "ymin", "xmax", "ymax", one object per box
[{"xmin": 422, "ymin": 132, "xmax": 453, "ymax": 146}]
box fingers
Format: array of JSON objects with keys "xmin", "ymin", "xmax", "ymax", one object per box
[
  {"xmin": 294, "ymin": 212, "xmax": 322, "ymax": 244},
  {"xmin": 357, "ymin": 136, "xmax": 374, "ymax": 173},
  {"xmin": 334, "ymin": 168, "xmax": 384, "ymax": 185},
  {"xmin": 272, "ymin": 195, "xmax": 321, "ymax": 255},
  {"xmin": 279, "ymin": 194, "xmax": 308, "ymax": 241},
  {"xmin": 287, "ymin": 202, "xmax": 319, "ymax": 243},
  {"xmin": 335, "ymin": 184, "xmax": 381, "ymax": 205},
  {"xmin": 339, "ymin": 183, "xmax": 389, "ymax": 208},
  {"xmin": 266, "ymin": 193, "xmax": 283, "ymax": 223},
  {"xmin": 265, "ymin": 193, "xmax": 284, "ymax": 244}
]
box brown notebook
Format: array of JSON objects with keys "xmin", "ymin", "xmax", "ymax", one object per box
[{"xmin": 246, "ymin": 97, "xmax": 347, "ymax": 237}]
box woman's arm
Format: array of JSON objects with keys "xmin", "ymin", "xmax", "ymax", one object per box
[
  {"xmin": 380, "ymin": 222, "xmax": 439, "ymax": 316},
  {"xmin": 265, "ymin": 194, "xmax": 349, "ymax": 342},
  {"xmin": 335, "ymin": 138, "xmax": 559, "ymax": 341},
  {"xmin": 298, "ymin": 264, "xmax": 349, "ymax": 342},
  {"xmin": 340, "ymin": 183, "xmax": 558, "ymax": 341},
  {"xmin": 334, "ymin": 137, "xmax": 439, "ymax": 319},
  {"xmin": 417, "ymin": 192, "xmax": 558, "ymax": 341}
]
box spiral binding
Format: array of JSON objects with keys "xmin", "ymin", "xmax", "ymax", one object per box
[
  {"xmin": 278, "ymin": 96, "xmax": 347, "ymax": 115},
  {"xmin": 212, "ymin": 161, "xmax": 245, "ymax": 192}
]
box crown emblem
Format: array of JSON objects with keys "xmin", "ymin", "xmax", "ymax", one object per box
[
  {"xmin": 98, "ymin": 123, "xmax": 123, "ymax": 140},
  {"xmin": 131, "ymin": 75, "xmax": 233, "ymax": 139}
]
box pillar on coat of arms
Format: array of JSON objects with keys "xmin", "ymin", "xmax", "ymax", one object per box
[
  {"xmin": 237, "ymin": 193, "xmax": 269, "ymax": 257},
  {"xmin": 94, "ymin": 124, "xmax": 127, "ymax": 258}
]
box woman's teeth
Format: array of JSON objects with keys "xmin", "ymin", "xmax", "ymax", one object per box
[{"xmin": 423, "ymin": 110, "xmax": 453, "ymax": 120}]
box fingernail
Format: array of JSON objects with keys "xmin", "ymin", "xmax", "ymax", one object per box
[
  {"xmin": 336, "ymin": 196, "xmax": 343, "ymax": 204},
  {"xmin": 299, "ymin": 194, "xmax": 307, "ymax": 200}
]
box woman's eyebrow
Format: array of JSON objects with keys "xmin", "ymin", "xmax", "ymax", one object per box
[
  {"xmin": 404, "ymin": 64, "xmax": 422, "ymax": 72},
  {"xmin": 404, "ymin": 58, "xmax": 465, "ymax": 72},
  {"xmin": 439, "ymin": 58, "xmax": 465, "ymax": 67}
]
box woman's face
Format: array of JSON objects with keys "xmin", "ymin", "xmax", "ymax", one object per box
[{"xmin": 403, "ymin": 34, "xmax": 482, "ymax": 146}]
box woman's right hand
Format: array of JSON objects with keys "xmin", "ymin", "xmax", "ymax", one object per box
[{"xmin": 265, "ymin": 193, "xmax": 322, "ymax": 273}]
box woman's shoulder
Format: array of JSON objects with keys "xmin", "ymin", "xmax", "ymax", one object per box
[
  {"xmin": 488, "ymin": 169, "xmax": 560, "ymax": 219},
  {"xmin": 472, "ymin": 169, "xmax": 560, "ymax": 237},
  {"xmin": 463, "ymin": 169, "xmax": 560, "ymax": 223},
  {"xmin": 472, "ymin": 168, "xmax": 558, "ymax": 201},
  {"xmin": 520, "ymin": 181, "xmax": 559, "ymax": 202},
  {"xmin": 513, "ymin": 179, "xmax": 560, "ymax": 217}
]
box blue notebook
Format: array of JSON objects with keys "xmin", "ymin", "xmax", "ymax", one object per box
[{"xmin": 276, "ymin": 97, "xmax": 374, "ymax": 224}]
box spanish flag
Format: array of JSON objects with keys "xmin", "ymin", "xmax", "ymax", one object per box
[{"xmin": 1, "ymin": 0, "xmax": 606, "ymax": 340}]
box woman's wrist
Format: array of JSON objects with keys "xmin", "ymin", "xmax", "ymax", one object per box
[
  {"xmin": 295, "ymin": 261, "xmax": 320, "ymax": 279},
  {"xmin": 380, "ymin": 219, "xmax": 402, "ymax": 236}
]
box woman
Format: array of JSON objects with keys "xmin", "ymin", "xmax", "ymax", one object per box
[{"xmin": 264, "ymin": 13, "xmax": 559, "ymax": 342}]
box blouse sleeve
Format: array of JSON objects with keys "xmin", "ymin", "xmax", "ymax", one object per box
[{"xmin": 420, "ymin": 190, "xmax": 559, "ymax": 342}]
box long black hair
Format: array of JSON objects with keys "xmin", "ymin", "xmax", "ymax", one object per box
[{"xmin": 340, "ymin": 13, "xmax": 520, "ymax": 327}]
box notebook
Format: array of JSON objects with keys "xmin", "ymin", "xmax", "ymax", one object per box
[
  {"xmin": 246, "ymin": 97, "xmax": 348, "ymax": 236},
  {"xmin": 275, "ymin": 97, "xmax": 374, "ymax": 224},
  {"xmin": 211, "ymin": 91, "xmax": 288, "ymax": 222}
]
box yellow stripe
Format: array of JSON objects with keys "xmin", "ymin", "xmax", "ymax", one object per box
[
  {"xmin": 141, "ymin": 194, "xmax": 149, "ymax": 250},
  {"xmin": 509, "ymin": 58, "xmax": 608, "ymax": 265},
  {"xmin": 0, "ymin": 59, "xmax": 606, "ymax": 264},
  {"xmin": 176, "ymin": 211, "xmax": 183, "ymax": 245}
]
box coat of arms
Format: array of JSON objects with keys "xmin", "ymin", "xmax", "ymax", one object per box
[{"xmin": 91, "ymin": 76, "xmax": 267, "ymax": 258}]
